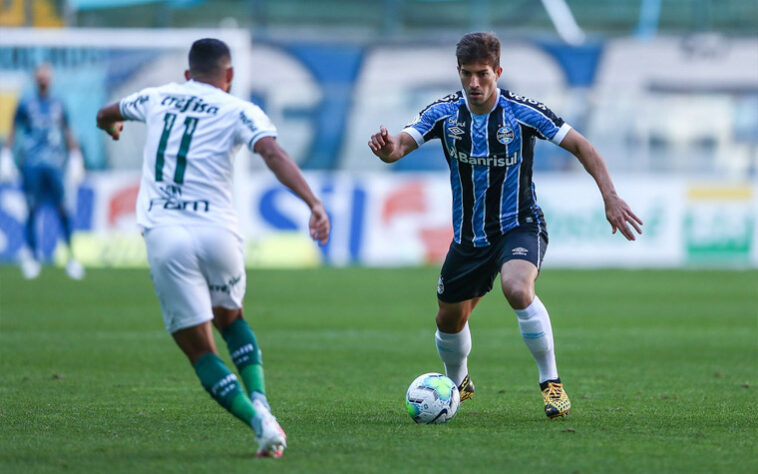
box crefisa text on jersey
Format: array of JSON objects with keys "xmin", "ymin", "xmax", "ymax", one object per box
[{"xmin": 160, "ymin": 95, "xmax": 219, "ymax": 115}]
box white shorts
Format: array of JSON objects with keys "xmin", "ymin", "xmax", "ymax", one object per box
[{"xmin": 144, "ymin": 225, "xmax": 246, "ymax": 334}]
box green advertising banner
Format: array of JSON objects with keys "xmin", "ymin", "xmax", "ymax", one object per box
[{"xmin": 685, "ymin": 186, "xmax": 754, "ymax": 265}]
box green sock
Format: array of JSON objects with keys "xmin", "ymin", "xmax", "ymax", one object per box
[
  {"xmin": 222, "ymin": 318, "xmax": 266, "ymax": 396},
  {"xmin": 193, "ymin": 353, "xmax": 256, "ymax": 426}
]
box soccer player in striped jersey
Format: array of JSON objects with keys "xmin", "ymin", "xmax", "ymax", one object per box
[
  {"xmin": 369, "ymin": 32, "xmax": 642, "ymax": 419},
  {"xmin": 96, "ymin": 38, "xmax": 330, "ymax": 456}
]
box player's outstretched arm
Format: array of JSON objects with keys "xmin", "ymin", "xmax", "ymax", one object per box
[
  {"xmin": 559, "ymin": 129, "xmax": 643, "ymax": 241},
  {"xmin": 95, "ymin": 102, "xmax": 125, "ymax": 141},
  {"xmin": 368, "ymin": 126, "xmax": 418, "ymax": 163},
  {"xmin": 254, "ymin": 137, "xmax": 330, "ymax": 245}
]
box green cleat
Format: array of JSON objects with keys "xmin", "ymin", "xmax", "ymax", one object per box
[
  {"xmin": 540, "ymin": 378, "xmax": 571, "ymax": 419},
  {"xmin": 458, "ymin": 374, "xmax": 475, "ymax": 401}
]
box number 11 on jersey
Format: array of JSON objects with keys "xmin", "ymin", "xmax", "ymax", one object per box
[{"xmin": 156, "ymin": 113, "xmax": 198, "ymax": 184}]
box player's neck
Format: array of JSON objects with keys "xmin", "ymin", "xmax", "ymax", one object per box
[{"xmin": 467, "ymin": 92, "xmax": 498, "ymax": 115}]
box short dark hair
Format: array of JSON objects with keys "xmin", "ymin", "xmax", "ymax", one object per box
[
  {"xmin": 188, "ymin": 38, "xmax": 231, "ymax": 76},
  {"xmin": 456, "ymin": 32, "xmax": 500, "ymax": 69}
]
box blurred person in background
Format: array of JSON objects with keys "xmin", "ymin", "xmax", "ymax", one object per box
[
  {"xmin": 0, "ymin": 63, "xmax": 86, "ymax": 280},
  {"xmin": 369, "ymin": 32, "xmax": 643, "ymax": 419},
  {"xmin": 96, "ymin": 38, "xmax": 330, "ymax": 458}
]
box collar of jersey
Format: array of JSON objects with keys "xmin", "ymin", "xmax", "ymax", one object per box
[{"xmin": 186, "ymin": 79, "xmax": 223, "ymax": 92}]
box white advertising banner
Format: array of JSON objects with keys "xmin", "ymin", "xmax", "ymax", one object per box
[{"xmin": 0, "ymin": 172, "xmax": 755, "ymax": 269}]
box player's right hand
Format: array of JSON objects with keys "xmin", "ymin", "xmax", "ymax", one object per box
[
  {"xmin": 102, "ymin": 122, "xmax": 124, "ymax": 141},
  {"xmin": 0, "ymin": 147, "xmax": 18, "ymax": 182},
  {"xmin": 368, "ymin": 126, "xmax": 396, "ymax": 161}
]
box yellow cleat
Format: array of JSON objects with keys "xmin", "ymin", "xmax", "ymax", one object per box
[
  {"xmin": 458, "ymin": 374, "xmax": 475, "ymax": 401},
  {"xmin": 540, "ymin": 379, "xmax": 570, "ymax": 418}
]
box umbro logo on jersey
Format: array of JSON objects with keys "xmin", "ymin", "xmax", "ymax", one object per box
[
  {"xmin": 447, "ymin": 126, "xmax": 465, "ymax": 140},
  {"xmin": 512, "ymin": 247, "xmax": 528, "ymax": 256}
]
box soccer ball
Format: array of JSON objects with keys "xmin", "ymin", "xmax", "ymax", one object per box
[{"xmin": 405, "ymin": 372, "xmax": 460, "ymax": 424}]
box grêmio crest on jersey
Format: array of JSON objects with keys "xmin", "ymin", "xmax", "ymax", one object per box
[{"xmin": 496, "ymin": 125, "xmax": 514, "ymax": 145}]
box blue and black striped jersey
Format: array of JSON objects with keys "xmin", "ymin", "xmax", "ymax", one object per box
[{"xmin": 402, "ymin": 89, "xmax": 571, "ymax": 247}]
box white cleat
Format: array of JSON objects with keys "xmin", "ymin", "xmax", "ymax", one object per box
[
  {"xmin": 251, "ymin": 399, "xmax": 286, "ymax": 458},
  {"xmin": 20, "ymin": 257, "xmax": 41, "ymax": 280},
  {"xmin": 251, "ymin": 391, "xmax": 271, "ymax": 411},
  {"xmin": 65, "ymin": 258, "xmax": 85, "ymax": 280}
]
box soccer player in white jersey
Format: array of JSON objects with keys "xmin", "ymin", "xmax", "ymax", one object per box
[
  {"xmin": 95, "ymin": 38, "xmax": 330, "ymax": 458},
  {"xmin": 369, "ymin": 33, "xmax": 642, "ymax": 419}
]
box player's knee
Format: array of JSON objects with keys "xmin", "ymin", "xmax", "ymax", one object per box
[
  {"xmin": 212, "ymin": 307, "xmax": 243, "ymax": 332},
  {"xmin": 501, "ymin": 278, "xmax": 534, "ymax": 310},
  {"xmin": 435, "ymin": 306, "xmax": 468, "ymax": 333}
]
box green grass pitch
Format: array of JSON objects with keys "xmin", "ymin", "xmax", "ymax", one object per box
[{"xmin": 1, "ymin": 266, "xmax": 756, "ymax": 473}]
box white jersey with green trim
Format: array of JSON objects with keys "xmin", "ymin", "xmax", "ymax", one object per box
[{"xmin": 119, "ymin": 79, "xmax": 276, "ymax": 235}]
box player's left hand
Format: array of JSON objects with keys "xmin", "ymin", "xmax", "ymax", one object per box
[
  {"xmin": 604, "ymin": 195, "xmax": 643, "ymax": 241},
  {"xmin": 309, "ymin": 201, "xmax": 330, "ymax": 246}
]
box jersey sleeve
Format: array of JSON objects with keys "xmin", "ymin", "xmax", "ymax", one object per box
[
  {"xmin": 119, "ymin": 88, "xmax": 155, "ymax": 122},
  {"xmin": 236, "ymin": 102, "xmax": 278, "ymax": 152},
  {"xmin": 401, "ymin": 94, "xmax": 458, "ymax": 146},
  {"xmin": 506, "ymin": 92, "xmax": 572, "ymax": 145}
]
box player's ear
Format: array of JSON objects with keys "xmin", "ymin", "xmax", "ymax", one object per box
[
  {"xmin": 226, "ymin": 67, "xmax": 234, "ymax": 84},
  {"xmin": 495, "ymin": 66, "xmax": 503, "ymax": 79},
  {"xmin": 184, "ymin": 70, "xmax": 191, "ymax": 81}
]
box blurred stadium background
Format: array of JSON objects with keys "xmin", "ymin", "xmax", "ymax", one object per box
[{"xmin": 1, "ymin": 0, "xmax": 757, "ymax": 269}]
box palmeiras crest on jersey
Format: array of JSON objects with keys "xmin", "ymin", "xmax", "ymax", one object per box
[{"xmin": 497, "ymin": 125, "xmax": 514, "ymax": 145}]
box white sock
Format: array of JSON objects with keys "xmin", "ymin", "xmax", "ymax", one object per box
[
  {"xmin": 435, "ymin": 322, "xmax": 472, "ymax": 386},
  {"xmin": 514, "ymin": 295, "xmax": 558, "ymax": 383}
]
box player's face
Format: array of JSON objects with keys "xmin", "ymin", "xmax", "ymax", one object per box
[
  {"xmin": 35, "ymin": 67, "xmax": 52, "ymax": 95},
  {"xmin": 458, "ymin": 61, "xmax": 502, "ymax": 113}
]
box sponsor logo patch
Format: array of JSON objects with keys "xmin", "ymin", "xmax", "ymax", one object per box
[
  {"xmin": 437, "ymin": 276, "xmax": 445, "ymax": 294},
  {"xmin": 209, "ymin": 274, "xmax": 242, "ymax": 294},
  {"xmin": 512, "ymin": 247, "xmax": 528, "ymax": 256}
]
